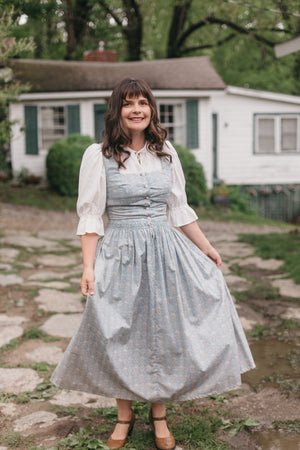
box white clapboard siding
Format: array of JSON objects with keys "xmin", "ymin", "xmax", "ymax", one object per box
[{"xmin": 211, "ymin": 89, "xmax": 300, "ymax": 185}]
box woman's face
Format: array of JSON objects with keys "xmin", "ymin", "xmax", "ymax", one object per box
[{"xmin": 121, "ymin": 95, "xmax": 151, "ymax": 136}]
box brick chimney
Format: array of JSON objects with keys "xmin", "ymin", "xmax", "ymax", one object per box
[{"xmin": 84, "ymin": 41, "xmax": 117, "ymax": 62}]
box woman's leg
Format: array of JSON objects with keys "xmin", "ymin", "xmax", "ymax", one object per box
[
  {"xmin": 151, "ymin": 402, "xmax": 172, "ymax": 438},
  {"xmin": 109, "ymin": 398, "xmax": 133, "ymax": 440}
]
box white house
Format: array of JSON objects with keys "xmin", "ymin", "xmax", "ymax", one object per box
[{"xmin": 8, "ymin": 56, "xmax": 300, "ymax": 195}]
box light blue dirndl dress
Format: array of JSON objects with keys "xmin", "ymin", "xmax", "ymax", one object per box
[{"xmin": 51, "ymin": 144, "xmax": 255, "ymax": 403}]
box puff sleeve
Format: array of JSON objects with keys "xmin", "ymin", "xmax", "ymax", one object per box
[
  {"xmin": 166, "ymin": 142, "xmax": 198, "ymax": 227},
  {"xmin": 76, "ymin": 143, "xmax": 106, "ymax": 236}
]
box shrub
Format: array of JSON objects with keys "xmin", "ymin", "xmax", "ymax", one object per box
[
  {"xmin": 46, "ymin": 135, "xmax": 94, "ymax": 196},
  {"xmin": 173, "ymin": 144, "xmax": 208, "ymax": 206}
]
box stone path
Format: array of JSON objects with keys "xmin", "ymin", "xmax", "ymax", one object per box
[{"xmin": 0, "ymin": 202, "xmax": 299, "ymax": 449}]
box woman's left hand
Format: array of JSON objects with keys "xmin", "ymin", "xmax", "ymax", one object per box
[{"xmin": 204, "ymin": 246, "xmax": 222, "ymax": 268}]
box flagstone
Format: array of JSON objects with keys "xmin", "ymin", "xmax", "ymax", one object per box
[
  {"xmin": 0, "ymin": 368, "xmax": 43, "ymax": 394},
  {"xmin": 0, "ymin": 403, "xmax": 17, "ymax": 416},
  {"xmin": 41, "ymin": 313, "xmax": 82, "ymax": 338},
  {"xmin": 50, "ymin": 390, "xmax": 116, "ymax": 408},
  {"xmin": 26, "ymin": 345, "xmax": 64, "ymax": 364},
  {"xmin": 28, "ymin": 270, "xmax": 73, "ymax": 281},
  {"xmin": 35, "ymin": 254, "xmax": 78, "ymax": 267},
  {"xmin": 237, "ymin": 256, "xmax": 283, "ymax": 270},
  {"xmin": 0, "ymin": 315, "xmax": 27, "ymax": 348},
  {"xmin": 282, "ymin": 306, "xmax": 300, "ymax": 320},
  {"xmin": 0, "ymin": 326, "xmax": 23, "ymax": 348},
  {"xmin": 25, "ymin": 281, "xmax": 71, "ymax": 289},
  {"xmin": 14, "ymin": 411, "xmax": 59, "ymax": 434},
  {"xmin": 1, "ymin": 235, "xmax": 62, "ymax": 250},
  {"xmin": 224, "ymin": 274, "xmax": 252, "ymax": 291},
  {"xmin": 0, "ymin": 273, "xmax": 23, "ymax": 286},
  {"xmin": 215, "ymin": 242, "xmax": 254, "ymax": 259},
  {"xmin": 271, "ymin": 279, "xmax": 300, "ymax": 299},
  {"xmin": 34, "ymin": 289, "xmax": 84, "ymax": 313},
  {"xmin": 0, "ymin": 263, "xmax": 12, "ymax": 271},
  {"xmin": 0, "ymin": 248, "xmax": 19, "ymax": 262},
  {"xmin": 38, "ymin": 229, "xmax": 76, "ymax": 240}
]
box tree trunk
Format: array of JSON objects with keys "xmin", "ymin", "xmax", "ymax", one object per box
[
  {"xmin": 167, "ymin": 0, "xmax": 192, "ymax": 58},
  {"xmin": 122, "ymin": 0, "xmax": 143, "ymax": 61},
  {"xmin": 64, "ymin": 0, "xmax": 76, "ymax": 60}
]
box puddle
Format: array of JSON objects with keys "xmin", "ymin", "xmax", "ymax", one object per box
[
  {"xmin": 242, "ymin": 337, "xmax": 299, "ymax": 387},
  {"xmin": 253, "ymin": 429, "xmax": 300, "ymax": 450}
]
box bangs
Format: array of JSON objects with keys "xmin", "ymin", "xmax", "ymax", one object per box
[{"xmin": 121, "ymin": 80, "xmax": 150, "ymax": 100}]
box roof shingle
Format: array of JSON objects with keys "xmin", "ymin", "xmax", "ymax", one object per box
[{"xmin": 8, "ymin": 57, "xmax": 226, "ymax": 92}]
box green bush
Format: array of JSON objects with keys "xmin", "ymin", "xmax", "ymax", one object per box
[
  {"xmin": 173, "ymin": 144, "xmax": 208, "ymax": 206},
  {"xmin": 46, "ymin": 134, "xmax": 94, "ymax": 196}
]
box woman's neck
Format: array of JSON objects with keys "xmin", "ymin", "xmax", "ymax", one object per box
[{"xmin": 129, "ymin": 134, "xmax": 146, "ymax": 152}]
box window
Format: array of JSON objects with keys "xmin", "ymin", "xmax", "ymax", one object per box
[
  {"xmin": 41, "ymin": 106, "xmax": 67, "ymax": 150},
  {"xmin": 255, "ymin": 114, "xmax": 300, "ymax": 154},
  {"xmin": 158, "ymin": 102, "xmax": 185, "ymax": 146}
]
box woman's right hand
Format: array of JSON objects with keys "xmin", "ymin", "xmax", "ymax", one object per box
[{"xmin": 80, "ymin": 267, "xmax": 95, "ymax": 296}]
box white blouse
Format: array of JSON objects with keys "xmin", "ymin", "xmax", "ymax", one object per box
[{"xmin": 76, "ymin": 141, "xmax": 198, "ymax": 236}]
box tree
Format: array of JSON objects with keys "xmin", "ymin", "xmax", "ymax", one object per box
[
  {"xmin": 98, "ymin": 0, "xmax": 143, "ymax": 61},
  {"xmin": 0, "ymin": 8, "xmax": 34, "ymax": 175}
]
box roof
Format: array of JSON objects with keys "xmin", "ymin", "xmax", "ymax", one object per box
[
  {"xmin": 8, "ymin": 57, "xmax": 226, "ymax": 93},
  {"xmin": 227, "ymin": 85, "xmax": 300, "ymax": 105}
]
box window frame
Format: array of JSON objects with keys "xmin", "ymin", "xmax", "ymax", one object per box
[
  {"xmin": 254, "ymin": 113, "xmax": 300, "ymax": 155},
  {"xmin": 39, "ymin": 105, "xmax": 68, "ymax": 151},
  {"xmin": 157, "ymin": 99, "xmax": 186, "ymax": 146}
]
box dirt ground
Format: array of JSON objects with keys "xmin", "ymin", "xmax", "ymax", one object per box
[{"xmin": 0, "ymin": 202, "xmax": 299, "ymax": 450}]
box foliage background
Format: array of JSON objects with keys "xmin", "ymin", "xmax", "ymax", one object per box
[{"xmin": 4, "ymin": 0, "xmax": 300, "ymax": 95}]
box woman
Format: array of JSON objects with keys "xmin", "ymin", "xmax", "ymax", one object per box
[{"xmin": 51, "ymin": 78, "xmax": 255, "ymax": 450}]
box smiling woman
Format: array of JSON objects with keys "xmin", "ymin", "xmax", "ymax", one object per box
[
  {"xmin": 121, "ymin": 96, "xmax": 151, "ymax": 139},
  {"xmin": 51, "ymin": 78, "xmax": 255, "ymax": 450}
]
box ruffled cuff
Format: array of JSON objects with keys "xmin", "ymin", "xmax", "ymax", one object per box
[
  {"xmin": 76, "ymin": 216, "xmax": 104, "ymax": 236},
  {"xmin": 167, "ymin": 204, "xmax": 198, "ymax": 227}
]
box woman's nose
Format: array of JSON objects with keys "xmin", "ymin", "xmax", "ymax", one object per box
[{"xmin": 132, "ymin": 102, "xmax": 141, "ymax": 113}]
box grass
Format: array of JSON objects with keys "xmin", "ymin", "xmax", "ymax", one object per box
[
  {"xmin": 238, "ymin": 232, "xmax": 300, "ymax": 284},
  {"xmin": 0, "ymin": 182, "xmax": 76, "ymax": 211},
  {"xmin": 273, "ymin": 419, "xmax": 300, "ymax": 433},
  {"xmin": 195, "ymin": 204, "xmax": 290, "ymax": 226}
]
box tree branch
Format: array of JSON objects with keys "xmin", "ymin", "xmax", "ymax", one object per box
[
  {"xmin": 178, "ymin": 33, "xmax": 236, "ymax": 56},
  {"xmin": 98, "ymin": 0, "xmax": 124, "ymax": 28},
  {"xmin": 176, "ymin": 15, "xmax": 276, "ymax": 50}
]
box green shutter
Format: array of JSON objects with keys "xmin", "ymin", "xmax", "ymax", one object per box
[
  {"xmin": 24, "ymin": 105, "xmax": 38, "ymax": 155},
  {"xmin": 67, "ymin": 104, "xmax": 80, "ymax": 135},
  {"xmin": 94, "ymin": 104, "xmax": 107, "ymax": 142},
  {"xmin": 186, "ymin": 100, "xmax": 199, "ymax": 149}
]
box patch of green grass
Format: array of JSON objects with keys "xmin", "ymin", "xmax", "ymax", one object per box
[
  {"xmin": 246, "ymin": 324, "xmax": 270, "ymax": 338},
  {"xmin": 221, "ymin": 418, "xmax": 260, "ymax": 437},
  {"xmin": 4, "ymin": 338, "xmax": 19, "ymax": 350},
  {"xmin": 238, "ymin": 232, "xmax": 300, "ymax": 284},
  {"xmin": 61, "ymin": 407, "xmax": 79, "ymax": 416},
  {"xmin": 26, "ymin": 287, "xmax": 40, "ymax": 298},
  {"xmin": 288, "ymin": 349, "xmax": 300, "ymax": 368},
  {"xmin": 273, "ymin": 419, "xmax": 300, "ymax": 433},
  {"xmin": 195, "ymin": 204, "xmax": 289, "ymax": 226},
  {"xmin": 0, "ymin": 182, "xmax": 76, "ymax": 211},
  {"xmin": 233, "ymin": 281, "xmax": 279, "ymax": 302},
  {"xmin": 55, "ymin": 426, "xmax": 109, "ymax": 449},
  {"xmin": 31, "ymin": 362, "xmax": 49, "ymax": 372},
  {"xmin": 263, "ymin": 374, "xmax": 300, "ymax": 392},
  {"xmin": 172, "ymin": 414, "xmax": 229, "ymax": 449},
  {"xmin": 0, "ymin": 432, "xmax": 33, "ymax": 447},
  {"xmin": 281, "ymin": 318, "xmax": 300, "ymax": 329},
  {"xmin": 23, "ymin": 327, "xmax": 47, "ymax": 339}
]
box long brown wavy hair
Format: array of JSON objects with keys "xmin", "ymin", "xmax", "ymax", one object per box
[{"xmin": 102, "ymin": 78, "xmax": 172, "ymax": 168}]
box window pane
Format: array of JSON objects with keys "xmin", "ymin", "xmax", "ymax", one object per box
[
  {"xmin": 159, "ymin": 103, "xmax": 184, "ymax": 145},
  {"xmin": 281, "ymin": 118, "xmax": 297, "ymax": 152},
  {"xmin": 41, "ymin": 106, "xmax": 66, "ymax": 149},
  {"xmin": 258, "ymin": 118, "xmax": 275, "ymax": 153}
]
